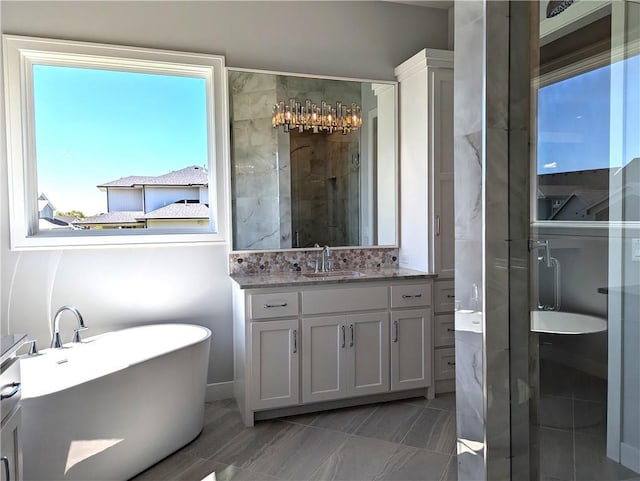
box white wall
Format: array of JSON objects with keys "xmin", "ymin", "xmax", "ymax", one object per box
[{"xmin": 0, "ymin": 1, "xmax": 449, "ymax": 385}]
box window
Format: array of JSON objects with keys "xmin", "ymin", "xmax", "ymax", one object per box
[{"xmin": 3, "ymin": 35, "xmax": 229, "ymax": 249}]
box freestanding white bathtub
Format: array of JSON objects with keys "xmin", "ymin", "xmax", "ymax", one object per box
[{"xmin": 20, "ymin": 323, "xmax": 211, "ymax": 481}]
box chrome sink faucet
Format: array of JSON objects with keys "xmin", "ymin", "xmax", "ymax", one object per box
[
  {"xmin": 51, "ymin": 305, "xmax": 88, "ymax": 348},
  {"xmin": 313, "ymin": 244, "xmax": 332, "ymax": 273},
  {"xmin": 321, "ymin": 245, "xmax": 331, "ymax": 272}
]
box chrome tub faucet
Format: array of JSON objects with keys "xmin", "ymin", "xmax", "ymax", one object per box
[{"xmin": 51, "ymin": 305, "xmax": 88, "ymax": 348}]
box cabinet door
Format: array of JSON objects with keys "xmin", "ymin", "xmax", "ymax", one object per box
[
  {"xmin": 432, "ymin": 68, "xmax": 455, "ymax": 278},
  {"xmin": 250, "ymin": 320, "xmax": 299, "ymax": 410},
  {"xmin": 1, "ymin": 406, "xmax": 22, "ymax": 481},
  {"xmin": 390, "ymin": 308, "xmax": 432, "ymax": 391},
  {"xmin": 347, "ymin": 312, "xmax": 390, "ymax": 397},
  {"xmin": 302, "ymin": 316, "xmax": 348, "ymax": 403}
]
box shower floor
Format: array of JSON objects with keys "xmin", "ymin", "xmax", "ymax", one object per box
[{"xmin": 537, "ymin": 359, "xmax": 640, "ymax": 481}]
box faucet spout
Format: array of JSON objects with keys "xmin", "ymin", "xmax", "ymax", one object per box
[
  {"xmin": 321, "ymin": 245, "xmax": 331, "ymax": 272},
  {"xmin": 51, "ymin": 305, "xmax": 87, "ymax": 348}
]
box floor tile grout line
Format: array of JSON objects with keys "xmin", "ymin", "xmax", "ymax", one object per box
[
  {"xmin": 439, "ymin": 450, "xmax": 456, "ymax": 481},
  {"xmin": 397, "ymin": 404, "xmax": 427, "ymax": 446}
]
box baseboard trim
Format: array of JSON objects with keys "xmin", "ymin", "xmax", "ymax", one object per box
[
  {"xmin": 621, "ymin": 442, "xmax": 640, "ymax": 474},
  {"xmin": 206, "ymin": 381, "xmax": 234, "ymax": 402}
]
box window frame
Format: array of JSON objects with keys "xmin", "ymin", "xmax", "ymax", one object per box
[{"xmin": 3, "ymin": 35, "xmax": 229, "ymax": 250}]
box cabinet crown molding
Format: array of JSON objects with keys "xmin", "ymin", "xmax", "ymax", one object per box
[{"xmin": 394, "ymin": 48, "xmax": 453, "ymax": 80}]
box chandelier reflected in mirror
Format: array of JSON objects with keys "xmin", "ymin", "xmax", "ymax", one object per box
[{"xmin": 272, "ymin": 99, "xmax": 362, "ymax": 134}]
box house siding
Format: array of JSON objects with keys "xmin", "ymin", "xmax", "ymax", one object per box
[
  {"xmin": 107, "ymin": 187, "xmax": 143, "ymax": 212},
  {"xmin": 144, "ymin": 186, "xmax": 200, "ymax": 212}
]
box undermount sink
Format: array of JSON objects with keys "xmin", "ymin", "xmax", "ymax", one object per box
[{"xmin": 303, "ymin": 270, "xmax": 365, "ymax": 278}]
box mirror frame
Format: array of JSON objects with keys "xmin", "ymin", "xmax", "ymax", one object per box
[{"xmin": 226, "ymin": 66, "xmax": 399, "ymax": 253}]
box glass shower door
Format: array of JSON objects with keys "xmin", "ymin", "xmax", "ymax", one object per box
[{"xmin": 529, "ymin": 1, "xmax": 640, "ymax": 480}]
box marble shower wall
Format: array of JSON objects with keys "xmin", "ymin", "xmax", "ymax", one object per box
[
  {"xmin": 229, "ymin": 71, "xmax": 284, "ymax": 250},
  {"xmin": 454, "ymin": 2, "xmax": 530, "ymax": 480}
]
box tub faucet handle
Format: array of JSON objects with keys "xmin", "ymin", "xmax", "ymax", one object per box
[
  {"xmin": 25, "ymin": 338, "xmax": 38, "ymax": 356},
  {"xmin": 73, "ymin": 326, "xmax": 88, "ymax": 343}
]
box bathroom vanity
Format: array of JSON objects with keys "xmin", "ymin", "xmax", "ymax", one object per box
[
  {"xmin": 0, "ymin": 334, "xmax": 26, "ymax": 481},
  {"xmin": 231, "ymin": 269, "xmax": 452, "ymax": 426}
]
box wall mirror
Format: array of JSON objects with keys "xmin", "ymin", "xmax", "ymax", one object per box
[{"xmin": 228, "ymin": 68, "xmax": 397, "ymax": 251}]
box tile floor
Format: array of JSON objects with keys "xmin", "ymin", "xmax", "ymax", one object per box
[
  {"xmin": 537, "ymin": 359, "xmax": 640, "ymax": 481},
  {"xmin": 131, "ymin": 394, "xmax": 457, "ymax": 481}
]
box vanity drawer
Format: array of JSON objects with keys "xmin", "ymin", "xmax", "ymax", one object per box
[
  {"xmin": 302, "ymin": 286, "xmax": 388, "ymax": 315},
  {"xmin": 0, "ymin": 357, "xmax": 21, "ymax": 422},
  {"xmin": 434, "ymin": 281, "xmax": 455, "ymax": 313},
  {"xmin": 434, "ymin": 347, "xmax": 456, "ymax": 381},
  {"xmin": 434, "ymin": 314, "xmax": 455, "ymax": 347},
  {"xmin": 250, "ymin": 292, "xmax": 299, "ymax": 320},
  {"xmin": 390, "ymin": 283, "xmax": 432, "ymax": 308}
]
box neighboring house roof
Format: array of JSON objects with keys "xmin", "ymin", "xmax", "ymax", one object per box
[
  {"xmin": 548, "ymin": 190, "xmax": 609, "ymax": 220},
  {"xmin": 38, "ymin": 192, "xmax": 56, "ymax": 212},
  {"xmin": 55, "ymin": 215, "xmax": 79, "ymax": 224},
  {"xmin": 98, "ymin": 166, "xmax": 208, "ymax": 188},
  {"xmin": 139, "ymin": 202, "xmax": 209, "ymax": 219},
  {"xmin": 74, "ymin": 211, "xmax": 145, "ymax": 225},
  {"xmin": 39, "ymin": 217, "xmax": 73, "ymax": 230},
  {"xmin": 97, "ymin": 176, "xmax": 149, "ymax": 188}
]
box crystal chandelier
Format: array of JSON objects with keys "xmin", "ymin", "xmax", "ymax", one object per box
[{"xmin": 272, "ymin": 99, "xmax": 362, "ymax": 134}]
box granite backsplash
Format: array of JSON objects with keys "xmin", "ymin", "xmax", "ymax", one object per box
[{"xmin": 229, "ymin": 248, "xmax": 400, "ymax": 275}]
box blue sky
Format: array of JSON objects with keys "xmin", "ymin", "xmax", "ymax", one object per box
[
  {"xmin": 34, "ymin": 65, "xmax": 208, "ymax": 215},
  {"xmin": 537, "ymin": 55, "xmax": 640, "ymax": 175}
]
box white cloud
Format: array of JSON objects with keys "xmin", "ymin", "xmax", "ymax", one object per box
[{"xmin": 544, "ymin": 162, "xmax": 558, "ymax": 169}]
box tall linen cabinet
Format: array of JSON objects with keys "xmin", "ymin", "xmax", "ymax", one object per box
[{"xmin": 395, "ymin": 49, "xmax": 455, "ymax": 393}]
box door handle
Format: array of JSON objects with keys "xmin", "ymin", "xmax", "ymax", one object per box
[
  {"xmin": 436, "ymin": 215, "xmax": 441, "ymax": 236},
  {"xmin": 341, "ymin": 325, "xmax": 346, "ymax": 348},
  {"xmin": 1, "ymin": 456, "xmax": 10, "ymax": 481},
  {"xmin": 393, "ymin": 320, "xmax": 399, "ymax": 343},
  {"xmin": 292, "ymin": 329, "xmax": 297, "ymax": 354},
  {"xmin": 349, "ymin": 324, "xmax": 354, "ymax": 347}
]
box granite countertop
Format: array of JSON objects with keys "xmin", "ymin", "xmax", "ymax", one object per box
[
  {"xmin": 1, "ymin": 333, "xmax": 27, "ymax": 366},
  {"xmin": 230, "ymin": 267, "xmax": 436, "ymax": 289}
]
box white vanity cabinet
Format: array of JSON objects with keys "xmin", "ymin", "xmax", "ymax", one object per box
[
  {"xmin": 250, "ymin": 319, "xmax": 299, "ymax": 409},
  {"xmin": 1, "ymin": 407, "xmax": 22, "ymax": 481},
  {"xmin": 390, "ymin": 283, "xmax": 433, "ymax": 391},
  {"xmin": 232, "ymin": 276, "xmax": 434, "ymax": 426},
  {"xmin": 302, "ymin": 312, "xmax": 389, "ymax": 403}
]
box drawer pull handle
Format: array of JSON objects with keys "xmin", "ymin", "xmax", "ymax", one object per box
[
  {"xmin": 447, "ymin": 294, "xmax": 455, "ymax": 298},
  {"xmin": 1, "ymin": 456, "xmax": 10, "ymax": 481},
  {"xmin": 293, "ymin": 329, "xmax": 297, "ymax": 354},
  {"xmin": 264, "ymin": 302, "xmax": 287, "ymax": 308},
  {"xmin": 393, "ymin": 320, "xmax": 399, "ymax": 342},
  {"xmin": 350, "ymin": 324, "xmax": 354, "ymax": 347},
  {"xmin": 447, "ymin": 361, "xmax": 456, "ymax": 366},
  {"xmin": 341, "ymin": 325, "xmax": 346, "ymax": 348},
  {"xmin": 447, "ymin": 328, "xmax": 454, "ymax": 332},
  {"xmin": 0, "ymin": 382, "xmax": 21, "ymax": 400},
  {"xmin": 402, "ymin": 294, "xmax": 422, "ymax": 299}
]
